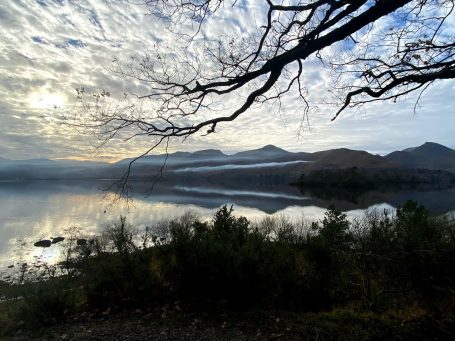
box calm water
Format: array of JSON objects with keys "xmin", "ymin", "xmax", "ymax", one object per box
[{"xmin": 1, "ymin": 179, "xmax": 454, "ymax": 268}]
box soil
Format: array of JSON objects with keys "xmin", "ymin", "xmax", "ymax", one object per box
[{"xmin": 7, "ymin": 308, "xmax": 298, "ymax": 340}]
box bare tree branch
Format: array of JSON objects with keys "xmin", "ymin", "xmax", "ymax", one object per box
[{"xmin": 70, "ymin": 0, "xmax": 455, "ymax": 198}]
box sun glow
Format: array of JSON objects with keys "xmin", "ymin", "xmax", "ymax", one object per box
[{"xmin": 30, "ymin": 92, "xmax": 66, "ymax": 109}]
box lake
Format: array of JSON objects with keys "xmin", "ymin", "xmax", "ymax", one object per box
[{"xmin": 1, "ymin": 179, "xmax": 454, "ymax": 269}]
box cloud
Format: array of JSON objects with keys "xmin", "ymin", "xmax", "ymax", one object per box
[{"xmin": 0, "ymin": 0, "xmax": 453, "ymax": 161}]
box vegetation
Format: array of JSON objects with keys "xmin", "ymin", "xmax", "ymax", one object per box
[
  {"xmin": 1, "ymin": 201, "xmax": 454, "ymax": 338},
  {"xmin": 296, "ymin": 167, "xmax": 455, "ymax": 189}
]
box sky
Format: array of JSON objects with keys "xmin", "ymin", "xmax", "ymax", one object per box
[{"xmin": 0, "ymin": 0, "xmax": 454, "ymax": 162}]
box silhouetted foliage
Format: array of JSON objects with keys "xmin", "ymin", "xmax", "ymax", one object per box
[
  {"xmin": 52, "ymin": 201, "xmax": 453, "ymax": 313},
  {"xmin": 2, "ymin": 201, "xmax": 454, "ymax": 336},
  {"xmin": 297, "ymin": 167, "xmax": 455, "ymax": 188}
]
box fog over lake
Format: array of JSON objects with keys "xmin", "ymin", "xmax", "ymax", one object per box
[
  {"xmin": 0, "ymin": 179, "xmax": 454, "ymax": 269},
  {"xmin": 174, "ymin": 160, "xmax": 310, "ymax": 172}
]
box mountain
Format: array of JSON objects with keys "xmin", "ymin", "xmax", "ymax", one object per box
[
  {"xmin": 233, "ymin": 145, "xmax": 292, "ymax": 159},
  {"xmin": 305, "ymin": 148, "xmax": 396, "ymax": 171},
  {"xmin": 116, "ymin": 149, "xmax": 228, "ymax": 167},
  {"xmin": 0, "ymin": 157, "xmax": 111, "ymax": 180},
  {"xmin": 192, "ymin": 149, "xmax": 226, "ymax": 157},
  {"xmin": 1, "ymin": 143, "xmax": 454, "ymax": 182},
  {"xmin": 385, "ymin": 142, "xmax": 455, "ymax": 172}
]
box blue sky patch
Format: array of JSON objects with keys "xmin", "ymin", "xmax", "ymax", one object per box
[
  {"xmin": 66, "ymin": 39, "xmax": 86, "ymax": 48},
  {"xmin": 32, "ymin": 36, "xmax": 46, "ymax": 44}
]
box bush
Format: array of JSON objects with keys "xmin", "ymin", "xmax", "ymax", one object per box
[
  {"xmin": 5, "ymin": 200, "xmax": 454, "ymax": 331},
  {"xmin": 351, "ymin": 201, "xmax": 455, "ymax": 310},
  {"xmin": 74, "ymin": 217, "xmax": 162, "ymax": 309},
  {"xmin": 17, "ymin": 278, "xmax": 75, "ymax": 327},
  {"xmin": 160, "ymin": 205, "xmax": 300, "ymax": 308}
]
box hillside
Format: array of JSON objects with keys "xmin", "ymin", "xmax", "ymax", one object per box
[
  {"xmin": 232, "ymin": 144, "xmax": 293, "ymax": 159},
  {"xmin": 304, "ymin": 148, "xmax": 397, "ymax": 172},
  {"xmin": 1, "ymin": 142, "xmax": 454, "ymax": 181},
  {"xmin": 0, "ymin": 158, "xmax": 111, "ymax": 180},
  {"xmin": 385, "ymin": 142, "xmax": 455, "ymax": 172}
]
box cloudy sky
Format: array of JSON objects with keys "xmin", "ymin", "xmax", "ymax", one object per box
[{"xmin": 0, "ymin": 0, "xmax": 454, "ymax": 162}]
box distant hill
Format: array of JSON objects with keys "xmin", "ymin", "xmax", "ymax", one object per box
[
  {"xmin": 192, "ymin": 149, "xmax": 226, "ymax": 157},
  {"xmin": 0, "ymin": 157, "xmax": 111, "ymax": 180},
  {"xmin": 305, "ymin": 148, "xmax": 396, "ymax": 172},
  {"xmin": 233, "ymin": 145, "xmax": 292, "ymax": 159},
  {"xmin": 1, "ymin": 142, "xmax": 454, "ymax": 182},
  {"xmin": 116, "ymin": 149, "xmax": 228, "ymax": 167},
  {"xmin": 385, "ymin": 142, "xmax": 455, "ymax": 172}
]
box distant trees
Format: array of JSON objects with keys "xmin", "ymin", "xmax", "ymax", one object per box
[{"xmin": 296, "ymin": 167, "xmax": 455, "ymax": 188}]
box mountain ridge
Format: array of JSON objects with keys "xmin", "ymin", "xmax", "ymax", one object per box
[
  {"xmin": 385, "ymin": 141, "xmax": 455, "ymax": 171},
  {"xmin": 0, "ymin": 142, "xmax": 454, "ymax": 180}
]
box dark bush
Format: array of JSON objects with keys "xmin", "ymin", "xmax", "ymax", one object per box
[
  {"xmin": 60, "ymin": 202, "xmax": 454, "ymax": 313},
  {"xmin": 5, "ymin": 200, "xmax": 453, "ymax": 329}
]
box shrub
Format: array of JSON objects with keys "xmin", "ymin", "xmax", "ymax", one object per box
[{"xmin": 6, "ymin": 200, "xmax": 454, "ymax": 329}]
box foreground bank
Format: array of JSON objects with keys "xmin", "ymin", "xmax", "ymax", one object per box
[{"xmin": 1, "ymin": 201, "xmax": 454, "ymax": 339}]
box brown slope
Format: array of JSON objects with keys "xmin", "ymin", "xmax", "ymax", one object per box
[
  {"xmin": 385, "ymin": 142, "xmax": 455, "ymax": 171},
  {"xmin": 303, "ymin": 148, "xmax": 397, "ymax": 173}
]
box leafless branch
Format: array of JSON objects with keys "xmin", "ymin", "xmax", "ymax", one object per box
[{"xmin": 70, "ymin": 0, "xmax": 455, "ymax": 198}]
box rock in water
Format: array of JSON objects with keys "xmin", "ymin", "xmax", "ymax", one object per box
[
  {"xmin": 51, "ymin": 237, "xmax": 65, "ymax": 244},
  {"xmin": 34, "ymin": 240, "xmax": 52, "ymax": 247}
]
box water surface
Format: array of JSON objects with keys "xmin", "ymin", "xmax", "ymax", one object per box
[{"xmin": 1, "ymin": 180, "xmax": 453, "ymax": 268}]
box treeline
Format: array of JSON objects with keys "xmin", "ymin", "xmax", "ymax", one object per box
[
  {"xmin": 1, "ymin": 202, "xmax": 454, "ymax": 338},
  {"xmin": 295, "ymin": 167, "xmax": 455, "ymax": 189}
]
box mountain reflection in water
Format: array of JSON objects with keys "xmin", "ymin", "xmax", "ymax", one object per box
[{"xmin": 0, "ymin": 180, "xmax": 454, "ymax": 268}]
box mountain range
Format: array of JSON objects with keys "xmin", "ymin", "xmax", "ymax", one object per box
[
  {"xmin": 385, "ymin": 142, "xmax": 455, "ymax": 172},
  {"xmin": 0, "ymin": 142, "xmax": 454, "ymax": 182}
]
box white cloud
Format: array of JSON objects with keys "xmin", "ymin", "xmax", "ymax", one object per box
[{"xmin": 0, "ymin": 0, "xmax": 453, "ymax": 161}]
